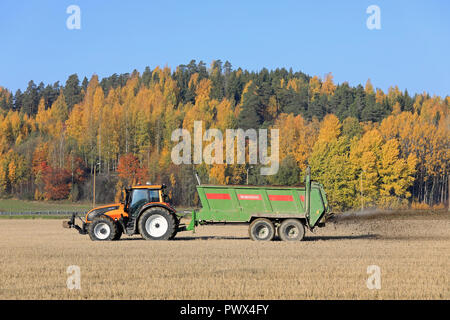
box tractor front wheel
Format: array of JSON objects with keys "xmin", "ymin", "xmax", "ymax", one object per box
[
  {"xmin": 138, "ymin": 207, "xmax": 177, "ymax": 240},
  {"xmin": 88, "ymin": 216, "xmax": 119, "ymax": 241}
]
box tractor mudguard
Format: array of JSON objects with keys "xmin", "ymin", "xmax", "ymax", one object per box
[{"xmin": 139, "ymin": 202, "xmax": 176, "ymax": 214}]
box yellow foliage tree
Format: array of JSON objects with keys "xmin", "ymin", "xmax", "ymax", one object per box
[
  {"xmin": 321, "ymin": 73, "xmax": 336, "ymax": 96},
  {"xmin": 308, "ymin": 76, "xmax": 321, "ymax": 100},
  {"xmin": 378, "ymin": 139, "xmax": 417, "ymax": 208},
  {"xmin": 317, "ymin": 114, "xmax": 341, "ymax": 144}
]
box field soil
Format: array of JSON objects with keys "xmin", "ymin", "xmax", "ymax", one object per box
[{"xmin": 0, "ymin": 210, "xmax": 448, "ymax": 299}]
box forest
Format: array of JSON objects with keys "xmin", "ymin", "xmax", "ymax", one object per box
[{"xmin": 0, "ymin": 60, "xmax": 448, "ymax": 211}]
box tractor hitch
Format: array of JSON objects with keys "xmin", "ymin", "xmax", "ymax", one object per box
[
  {"xmin": 175, "ymin": 210, "xmax": 198, "ymax": 233},
  {"xmin": 63, "ymin": 213, "xmax": 87, "ymax": 235}
]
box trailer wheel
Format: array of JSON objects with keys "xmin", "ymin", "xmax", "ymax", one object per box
[
  {"xmin": 88, "ymin": 216, "xmax": 118, "ymax": 241},
  {"xmin": 249, "ymin": 218, "xmax": 275, "ymax": 241},
  {"xmin": 138, "ymin": 207, "xmax": 176, "ymax": 240},
  {"xmin": 278, "ymin": 219, "xmax": 305, "ymax": 241}
]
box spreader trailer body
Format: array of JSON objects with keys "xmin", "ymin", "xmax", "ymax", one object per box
[
  {"xmin": 185, "ymin": 167, "xmax": 332, "ymax": 241},
  {"xmin": 64, "ymin": 167, "xmax": 332, "ymax": 241}
]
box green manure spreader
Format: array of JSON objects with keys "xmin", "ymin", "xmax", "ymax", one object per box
[{"xmin": 182, "ymin": 167, "xmax": 332, "ymax": 241}]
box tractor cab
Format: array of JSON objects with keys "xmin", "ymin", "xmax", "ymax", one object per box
[{"xmin": 123, "ymin": 184, "xmax": 170, "ymax": 218}]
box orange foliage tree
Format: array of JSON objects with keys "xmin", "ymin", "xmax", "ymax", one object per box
[{"xmin": 117, "ymin": 153, "xmax": 148, "ymax": 186}]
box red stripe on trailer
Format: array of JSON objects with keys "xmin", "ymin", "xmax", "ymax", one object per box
[
  {"xmin": 237, "ymin": 194, "xmax": 262, "ymax": 200},
  {"xmin": 206, "ymin": 193, "xmax": 231, "ymax": 200},
  {"xmin": 269, "ymin": 195, "xmax": 293, "ymax": 201},
  {"xmin": 300, "ymin": 195, "xmax": 305, "ymax": 202}
]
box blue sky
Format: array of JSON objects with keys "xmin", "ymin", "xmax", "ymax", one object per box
[{"xmin": 0, "ymin": 0, "xmax": 449, "ymax": 96}]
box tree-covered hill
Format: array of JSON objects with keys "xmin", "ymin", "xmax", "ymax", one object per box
[{"xmin": 0, "ymin": 60, "xmax": 448, "ymax": 211}]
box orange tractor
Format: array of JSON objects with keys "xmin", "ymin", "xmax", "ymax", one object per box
[{"xmin": 63, "ymin": 184, "xmax": 180, "ymax": 241}]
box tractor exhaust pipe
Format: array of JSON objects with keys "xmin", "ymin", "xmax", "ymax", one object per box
[
  {"xmin": 195, "ymin": 171, "xmax": 201, "ymax": 186},
  {"xmin": 305, "ymin": 166, "xmax": 311, "ymax": 222}
]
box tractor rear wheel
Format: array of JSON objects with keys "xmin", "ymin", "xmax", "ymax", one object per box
[
  {"xmin": 88, "ymin": 216, "xmax": 118, "ymax": 241},
  {"xmin": 138, "ymin": 207, "xmax": 176, "ymax": 240},
  {"xmin": 278, "ymin": 219, "xmax": 305, "ymax": 241},
  {"xmin": 249, "ymin": 218, "xmax": 275, "ymax": 241}
]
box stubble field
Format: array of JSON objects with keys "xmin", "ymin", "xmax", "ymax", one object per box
[{"xmin": 0, "ymin": 210, "xmax": 448, "ymax": 300}]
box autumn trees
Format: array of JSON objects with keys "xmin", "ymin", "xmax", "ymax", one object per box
[
  {"xmin": 308, "ymin": 114, "xmax": 420, "ymax": 211},
  {"xmin": 379, "ymin": 109, "xmax": 449, "ymax": 206},
  {"xmin": 0, "ymin": 60, "xmax": 448, "ymax": 210},
  {"xmin": 0, "ymin": 150, "xmax": 28, "ymax": 195}
]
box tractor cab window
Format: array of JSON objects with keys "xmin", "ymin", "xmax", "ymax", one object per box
[
  {"xmin": 129, "ymin": 189, "xmax": 149, "ymax": 217},
  {"xmin": 148, "ymin": 190, "xmax": 160, "ymax": 202}
]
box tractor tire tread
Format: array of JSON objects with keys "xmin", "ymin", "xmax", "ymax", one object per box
[{"xmin": 138, "ymin": 207, "xmax": 177, "ymax": 240}]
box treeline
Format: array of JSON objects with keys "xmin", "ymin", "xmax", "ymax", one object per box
[{"xmin": 0, "ymin": 60, "xmax": 448, "ymax": 211}]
